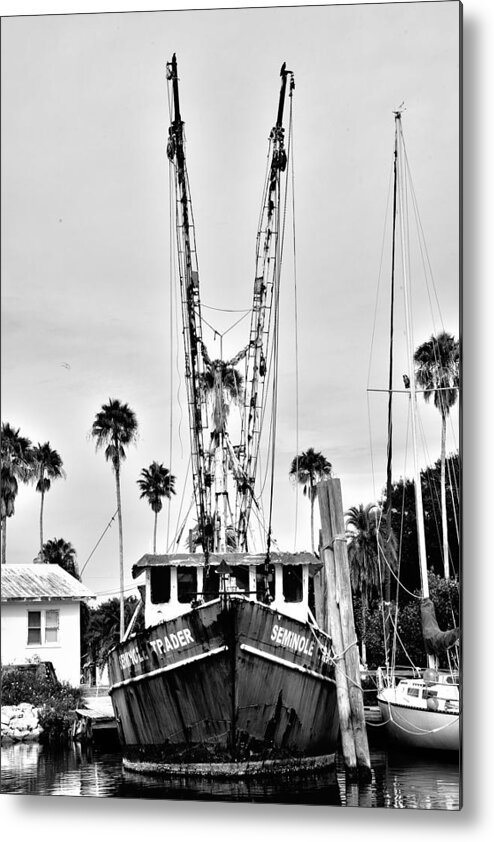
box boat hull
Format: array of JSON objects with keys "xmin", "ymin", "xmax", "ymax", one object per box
[
  {"xmin": 108, "ymin": 597, "xmax": 339, "ymax": 763},
  {"xmin": 377, "ymin": 690, "xmax": 460, "ymax": 752}
]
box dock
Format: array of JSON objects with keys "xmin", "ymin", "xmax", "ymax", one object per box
[{"xmin": 73, "ymin": 685, "xmax": 117, "ymax": 742}]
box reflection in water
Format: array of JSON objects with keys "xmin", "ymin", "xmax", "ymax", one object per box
[{"xmin": 1, "ymin": 742, "xmax": 460, "ymax": 809}]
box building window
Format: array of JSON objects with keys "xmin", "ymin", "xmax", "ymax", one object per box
[
  {"xmin": 27, "ymin": 609, "xmax": 59, "ymax": 645},
  {"xmin": 27, "ymin": 611, "xmax": 41, "ymax": 644},
  {"xmin": 45, "ymin": 610, "xmax": 59, "ymax": 643}
]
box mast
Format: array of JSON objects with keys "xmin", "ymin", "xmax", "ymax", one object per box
[
  {"xmin": 383, "ymin": 114, "xmax": 399, "ymax": 660},
  {"xmin": 395, "ymin": 114, "xmax": 432, "ymax": 627},
  {"xmin": 235, "ymin": 63, "xmax": 295, "ymax": 551},
  {"xmin": 166, "ymin": 54, "xmax": 212, "ymax": 554}
]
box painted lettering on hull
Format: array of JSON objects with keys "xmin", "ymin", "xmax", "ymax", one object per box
[
  {"xmin": 118, "ymin": 628, "xmax": 195, "ymax": 674},
  {"xmin": 270, "ymin": 623, "xmax": 315, "ymax": 657},
  {"xmin": 119, "ymin": 645, "xmax": 147, "ymax": 670},
  {"xmin": 149, "ymin": 628, "xmax": 195, "ymax": 656}
]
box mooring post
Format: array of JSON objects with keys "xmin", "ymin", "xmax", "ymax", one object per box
[
  {"xmin": 318, "ymin": 478, "xmax": 372, "ymax": 783},
  {"xmin": 318, "ymin": 479, "xmax": 357, "ymax": 778}
]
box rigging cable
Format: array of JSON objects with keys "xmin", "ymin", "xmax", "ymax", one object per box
[{"xmin": 80, "ymin": 510, "xmax": 118, "ymax": 576}]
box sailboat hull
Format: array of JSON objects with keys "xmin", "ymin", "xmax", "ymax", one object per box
[
  {"xmin": 108, "ymin": 597, "xmax": 339, "ymax": 766},
  {"xmin": 377, "ymin": 688, "xmax": 460, "ymax": 752}
]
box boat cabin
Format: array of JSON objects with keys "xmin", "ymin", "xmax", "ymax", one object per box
[
  {"xmin": 132, "ymin": 551, "xmax": 321, "ymax": 627},
  {"xmin": 396, "ymin": 678, "xmax": 459, "ymax": 712}
]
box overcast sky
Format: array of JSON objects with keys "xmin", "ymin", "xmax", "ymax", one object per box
[{"xmin": 1, "ymin": 1, "xmax": 460, "ymax": 602}]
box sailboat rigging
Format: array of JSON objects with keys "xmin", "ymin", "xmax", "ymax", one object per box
[{"xmin": 376, "ymin": 110, "xmax": 460, "ymax": 752}]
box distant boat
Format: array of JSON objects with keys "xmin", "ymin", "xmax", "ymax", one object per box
[
  {"xmin": 375, "ymin": 110, "xmax": 460, "ymax": 752},
  {"xmin": 107, "ymin": 55, "xmax": 340, "ymax": 773}
]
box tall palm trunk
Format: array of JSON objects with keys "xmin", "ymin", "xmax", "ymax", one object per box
[
  {"xmin": 39, "ymin": 489, "xmax": 45, "ymax": 558},
  {"xmin": 1, "ymin": 516, "xmax": 7, "ymax": 564},
  {"xmin": 310, "ymin": 480, "xmax": 315, "ymax": 554},
  {"xmin": 440, "ymin": 410, "xmax": 449, "ymax": 580},
  {"xmin": 115, "ymin": 462, "xmax": 125, "ymax": 640},
  {"xmin": 153, "ymin": 510, "xmax": 158, "ymax": 555}
]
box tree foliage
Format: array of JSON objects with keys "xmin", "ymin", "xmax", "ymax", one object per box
[
  {"xmin": 380, "ymin": 451, "xmax": 460, "ymax": 594},
  {"xmin": 289, "ymin": 448, "xmax": 333, "ymax": 553},
  {"xmin": 42, "ymin": 537, "xmax": 79, "ymax": 579},
  {"xmin": 358, "ymin": 573, "xmax": 459, "ymax": 671},
  {"xmin": 31, "ymin": 442, "xmax": 65, "ymax": 558},
  {"xmin": 137, "ymin": 461, "xmax": 176, "ymax": 553},
  {"xmin": 414, "ymin": 331, "xmax": 459, "ymax": 579},
  {"xmin": 82, "ymin": 596, "xmax": 144, "ymax": 669},
  {"xmin": 1, "ymin": 422, "xmax": 34, "ymax": 564},
  {"xmin": 91, "ymin": 399, "xmax": 138, "ymax": 640}
]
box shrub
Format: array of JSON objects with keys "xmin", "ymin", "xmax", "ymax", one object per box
[{"xmin": 1, "ymin": 666, "xmax": 81, "ymax": 742}]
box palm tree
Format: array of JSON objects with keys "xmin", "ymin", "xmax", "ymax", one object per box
[
  {"xmin": 91, "ymin": 399, "xmax": 138, "ymax": 640},
  {"xmin": 137, "ymin": 462, "xmax": 176, "ymax": 553},
  {"xmin": 1, "ymin": 423, "xmax": 34, "ymax": 564},
  {"xmin": 345, "ymin": 503, "xmax": 397, "ymax": 666},
  {"xmin": 31, "ymin": 442, "xmax": 65, "ymax": 561},
  {"xmin": 201, "ymin": 359, "xmax": 244, "ymax": 437},
  {"xmin": 83, "ymin": 596, "xmax": 144, "ymax": 674},
  {"xmin": 414, "ymin": 331, "xmax": 459, "ymax": 580},
  {"xmin": 289, "ymin": 448, "xmax": 333, "ymax": 554},
  {"xmin": 42, "ymin": 537, "xmax": 79, "ymax": 579}
]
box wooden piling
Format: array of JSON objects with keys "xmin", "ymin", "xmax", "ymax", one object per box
[{"xmin": 317, "ymin": 478, "xmax": 372, "ymax": 782}]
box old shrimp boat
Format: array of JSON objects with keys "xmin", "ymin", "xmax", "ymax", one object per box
[{"xmin": 107, "ymin": 56, "xmax": 340, "ymax": 770}]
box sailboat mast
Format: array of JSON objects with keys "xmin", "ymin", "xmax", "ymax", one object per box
[{"xmin": 395, "ymin": 112, "xmax": 429, "ymax": 602}]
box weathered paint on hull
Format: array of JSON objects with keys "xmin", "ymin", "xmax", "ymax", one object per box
[
  {"xmin": 377, "ymin": 697, "xmax": 460, "ymax": 751},
  {"xmin": 108, "ymin": 598, "xmax": 339, "ymax": 760}
]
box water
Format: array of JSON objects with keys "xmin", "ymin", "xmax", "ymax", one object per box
[{"xmin": 1, "ymin": 739, "xmax": 461, "ymax": 809}]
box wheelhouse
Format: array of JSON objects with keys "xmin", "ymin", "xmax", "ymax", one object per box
[{"xmin": 132, "ymin": 551, "xmax": 321, "ymax": 627}]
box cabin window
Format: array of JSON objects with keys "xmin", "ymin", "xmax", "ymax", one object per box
[
  {"xmin": 150, "ymin": 568, "xmax": 171, "ymax": 604},
  {"xmin": 203, "ymin": 566, "xmax": 220, "ymax": 601},
  {"xmin": 256, "ymin": 565, "xmax": 275, "ymax": 602},
  {"xmin": 177, "ymin": 566, "xmax": 197, "ymax": 603},
  {"xmin": 283, "ymin": 565, "xmax": 303, "ymax": 603},
  {"xmin": 308, "ymin": 575, "xmax": 315, "ymax": 615},
  {"xmin": 230, "ymin": 565, "xmax": 249, "ymax": 593},
  {"xmin": 407, "ymin": 687, "xmax": 420, "ymax": 697},
  {"xmin": 27, "ymin": 611, "xmax": 42, "ymax": 645}
]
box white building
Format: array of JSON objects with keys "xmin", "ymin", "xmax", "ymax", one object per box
[{"xmin": 1, "ymin": 564, "xmax": 95, "ymax": 686}]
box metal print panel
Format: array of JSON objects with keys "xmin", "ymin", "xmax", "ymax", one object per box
[{"xmin": 1, "ymin": 0, "xmax": 461, "ymax": 811}]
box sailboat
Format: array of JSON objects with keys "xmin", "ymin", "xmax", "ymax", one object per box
[
  {"xmin": 106, "ymin": 56, "xmax": 341, "ymax": 773},
  {"xmin": 375, "ymin": 110, "xmax": 460, "ymax": 752}
]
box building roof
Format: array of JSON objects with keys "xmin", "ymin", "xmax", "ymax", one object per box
[{"xmin": 1, "ymin": 564, "xmax": 96, "ymax": 602}]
